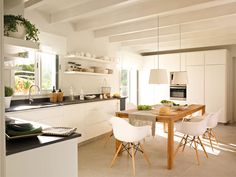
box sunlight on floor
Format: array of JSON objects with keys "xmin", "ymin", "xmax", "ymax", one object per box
[{"xmin": 153, "ymin": 123, "xmax": 236, "ymax": 156}]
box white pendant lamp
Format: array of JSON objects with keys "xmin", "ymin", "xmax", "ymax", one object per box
[
  {"xmin": 149, "ymin": 16, "xmax": 168, "ymax": 85},
  {"xmin": 172, "ymin": 24, "xmax": 188, "ymax": 85},
  {"xmin": 172, "ymin": 71, "xmax": 188, "ymax": 85},
  {"xmin": 149, "ymin": 69, "xmax": 168, "ymax": 84}
]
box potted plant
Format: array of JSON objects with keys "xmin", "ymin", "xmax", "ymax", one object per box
[
  {"xmin": 4, "ymin": 15, "xmax": 39, "ymax": 42},
  {"xmin": 5, "ymin": 86, "xmax": 14, "ymax": 109}
]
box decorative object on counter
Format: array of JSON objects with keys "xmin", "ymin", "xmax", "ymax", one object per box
[
  {"xmin": 49, "ymin": 86, "xmax": 58, "ymax": 103},
  {"xmin": 4, "ymin": 15, "xmax": 39, "ymax": 42},
  {"xmin": 57, "ymin": 89, "xmax": 64, "ymax": 102},
  {"xmin": 4, "ymin": 86, "xmax": 14, "ymax": 109},
  {"xmin": 100, "ymin": 94, "xmax": 103, "ymax": 99},
  {"xmin": 69, "ymin": 86, "xmax": 75, "ymax": 101},
  {"xmin": 5, "ymin": 122, "xmax": 42, "ymax": 140},
  {"xmin": 112, "ymin": 93, "xmax": 120, "ymax": 98},
  {"xmin": 79, "ymin": 89, "xmax": 84, "ymax": 100},
  {"xmin": 101, "ymin": 78, "xmax": 111, "ymax": 98},
  {"xmin": 42, "ymin": 127, "xmax": 77, "ymax": 137}
]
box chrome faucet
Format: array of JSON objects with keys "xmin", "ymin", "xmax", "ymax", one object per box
[{"xmin": 29, "ymin": 85, "xmax": 40, "ymax": 104}]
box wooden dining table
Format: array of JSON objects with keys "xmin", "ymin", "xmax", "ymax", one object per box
[{"xmin": 115, "ymin": 104, "xmax": 205, "ymax": 170}]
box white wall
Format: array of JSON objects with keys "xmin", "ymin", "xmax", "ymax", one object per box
[{"xmin": 1, "ymin": 0, "xmax": 6, "ymax": 176}]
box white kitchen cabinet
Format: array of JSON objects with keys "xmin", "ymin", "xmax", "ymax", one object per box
[
  {"xmin": 205, "ymin": 49, "xmax": 227, "ymax": 65},
  {"xmin": 159, "ymin": 53, "xmax": 181, "ymax": 72},
  {"xmin": 186, "ymin": 51, "xmax": 204, "ymax": 66},
  {"xmin": 187, "ymin": 66, "xmax": 205, "ymax": 104},
  {"xmin": 6, "ymin": 99, "xmax": 119, "ymax": 143},
  {"xmin": 6, "ymin": 138, "xmax": 78, "ymax": 177},
  {"xmin": 205, "ymin": 65, "xmax": 227, "ymax": 123}
]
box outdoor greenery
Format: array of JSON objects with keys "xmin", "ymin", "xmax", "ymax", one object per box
[
  {"xmin": 4, "ymin": 15, "xmax": 39, "ymax": 42},
  {"xmin": 5, "ymin": 86, "xmax": 14, "ymax": 97}
]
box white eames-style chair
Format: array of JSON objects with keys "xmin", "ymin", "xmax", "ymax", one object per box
[
  {"xmin": 109, "ymin": 116, "xmax": 151, "ymax": 176},
  {"xmin": 175, "ymin": 116, "xmax": 209, "ymax": 165},
  {"xmin": 205, "ymin": 109, "xmax": 221, "ymax": 151}
]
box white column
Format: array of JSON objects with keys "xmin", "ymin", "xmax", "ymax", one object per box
[{"xmin": 0, "ymin": 0, "xmax": 6, "ymax": 176}]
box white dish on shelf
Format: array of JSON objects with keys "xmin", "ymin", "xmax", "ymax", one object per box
[{"xmin": 85, "ymin": 95, "xmax": 96, "ymax": 99}]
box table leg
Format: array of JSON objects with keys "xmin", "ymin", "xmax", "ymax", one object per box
[
  {"xmin": 163, "ymin": 122, "xmax": 168, "ymax": 133},
  {"xmin": 167, "ymin": 120, "xmax": 174, "ymax": 169}
]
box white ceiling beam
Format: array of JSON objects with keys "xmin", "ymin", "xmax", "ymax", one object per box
[
  {"xmin": 50, "ymin": 0, "xmax": 133, "ymax": 24},
  {"xmin": 24, "ymin": 0, "xmax": 44, "ymax": 10},
  {"xmin": 109, "ymin": 14, "xmax": 236, "ymax": 42},
  {"xmin": 95, "ymin": 1, "xmax": 236, "ymax": 37},
  {"xmin": 74, "ymin": 0, "xmax": 221, "ymax": 31},
  {"xmin": 125, "ymin": 35, "xmax": 236, "ymax": 53},
  {"xmin": 121, "ymin": 27, "xmax": 236, "ymax": 47}
]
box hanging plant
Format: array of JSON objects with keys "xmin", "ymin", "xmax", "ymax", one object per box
[{"xmin": 4, "ymin": 15, "xmax": 39, "ymax": 42}]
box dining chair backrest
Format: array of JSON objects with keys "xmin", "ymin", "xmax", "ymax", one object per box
[
  {"xmin": 207, "ymin": 109, "xmax": 222, "ymax": 129},
  {"xmin": 179, "ymin": 116, "xmax": 208, "ymax": 137},
  {"xmin": 110, "ymin": 116, "xmax": 151, "ymax": 143}
]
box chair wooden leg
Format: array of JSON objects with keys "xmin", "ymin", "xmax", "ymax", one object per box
[
  {"xmin": 211, "ymin": 129, "xmax": 219, "ymax": 146},
  {"xmin": 193, "ymin": 139, "xmax": 200, "ymax": 165},
  {"xmin": 104, "ymin": 131, "xmax": 113, "ymax": 147},
  {"xmin": 198, "ymin": 136, "xmax": 208, "ymax": 158},
  {"xmin": 110, "ymin": 142, "xmax": 122, "ymax": 167},
  {"xmin": 182, "ymin": 135, "xmax": 189, "ymax": 152},
  {"xmin": 207, "ymin": 130, "xmax": 214, "ymax": 151},
  {"xmin": 131, "ymin": 144, "xmax": 136, "ymax": 176},
  {"xmin": 175, "ymin": 135, "xmax": 185, "ymax": 157},
  {"xmin": 140, "ymin": 143, "xmax": 151, "ymax": 166}
]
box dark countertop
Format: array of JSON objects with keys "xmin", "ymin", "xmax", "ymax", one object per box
[
  {"xmin": 6, "ymin": 117, "xmax": 81, "ymax": 156},
  {"xmin": 6, "ymin": 97, "xmax": 120, "ymax": 112},
  {"xmin": 6, "ymin": 133, "xmax": 81, "ymax": 156}
]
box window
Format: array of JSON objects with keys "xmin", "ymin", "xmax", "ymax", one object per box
[
  {"xmin": 120, "ymin": 69, "xmax": 138, "ymax": 104},
  {"xmin": 120, "ymin": 69, "xmax": 129, "ymax": 97},
  {"xmin": 13, "ymin": 51, "xmax": 58, "ymax": 95}
]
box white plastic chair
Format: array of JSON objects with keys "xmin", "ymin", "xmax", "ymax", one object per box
[
  {"xmin": 109, "ymin": 116, "xmax": 151, "ymax": 176},
  {"xmin": 205, "ymin": 109, "xmax": 221, "ymax": 151},
  {"xmin": 175, "ymin": 116, "xmax": 209, "ymax": 165}
]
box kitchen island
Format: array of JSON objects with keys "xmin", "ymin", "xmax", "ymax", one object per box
[{"xmin": 6, "ymin": 118, "xmax": 81, "ymax": 177}]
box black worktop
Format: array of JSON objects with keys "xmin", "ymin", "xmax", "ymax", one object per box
[
  {"xmin": 6, "ymin": 133, "xmax": 81, "ymax": 156},
  {"xmin": 6, "ymin": 97, "xmax": 121, "ymax": 112}
]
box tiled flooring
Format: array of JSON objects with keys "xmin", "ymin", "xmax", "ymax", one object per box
[{"xmin": 78, "ymin": 123, "xmax": 236, "ymax": 177}]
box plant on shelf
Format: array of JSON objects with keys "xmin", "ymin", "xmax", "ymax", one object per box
[
  {"xmin": 4, "ymin": 15, "xmax": 39, "ymax": 42},
  {"xmin": 4, "ymin": 86, "xmax": 14, "ymax": 109}
]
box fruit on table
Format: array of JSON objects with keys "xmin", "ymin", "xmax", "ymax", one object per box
[
  {"xmin": 160, "ymin": 100, "xmax": 173, "ymax": 104},
  {"xmin": 137, "ymin": 105, "xmax": 152, "ymax": 110}
]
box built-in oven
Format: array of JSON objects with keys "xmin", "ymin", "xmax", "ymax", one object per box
[
  {"xmin": 170, "ymin": 85, "xmax": 187, "ymax": 100},
  {"xmin": 170, "ymin": 72, "xmax": 187, "ymax": 100}
]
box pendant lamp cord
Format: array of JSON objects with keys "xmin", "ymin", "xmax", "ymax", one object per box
[
  {"xmin": 179, "ymin": 24, "xmax": 181, "ymax": 71},
  {"xmin": 157, "ymin": 15, "xmax": 160, "ymax": 69}
]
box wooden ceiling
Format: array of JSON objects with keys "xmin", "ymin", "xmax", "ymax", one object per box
[{"xmin": 24, "ymin": 0, "xmax": 236, "ymax": 53}]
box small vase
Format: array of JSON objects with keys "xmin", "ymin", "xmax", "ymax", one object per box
[
  {"xmin": 4, "ymin": 96, "xmax": 12, "ymax": 109},
  {"xmin": 8, "ymin": 22, "xmax": 26, "ymax": 39}
]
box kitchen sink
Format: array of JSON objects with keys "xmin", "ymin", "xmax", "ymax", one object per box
[{"xmin": 11, "ymin": 102, "xmax": 59, "ymax": 111}]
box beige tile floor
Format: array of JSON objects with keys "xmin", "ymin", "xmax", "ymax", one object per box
[{"xmin": 78, "ymin": 123, "xmax": 236, "ymax": 177}]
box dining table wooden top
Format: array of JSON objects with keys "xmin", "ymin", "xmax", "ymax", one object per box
[{"xmin": 116, "ymin": 104, "xmax": 205, "ymax": 122}]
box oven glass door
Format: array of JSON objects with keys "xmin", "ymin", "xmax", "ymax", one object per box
[{"xmin": 170, "ymin": 86, "xmax": 186, "ymax": 100}]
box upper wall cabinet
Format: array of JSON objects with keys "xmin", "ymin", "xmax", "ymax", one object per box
[
  {"xmin": 204, "ymin": 49, "xmax": 227, "ymax": 65},
  {"xmin": 185, "ymin": 51, "xmax": 204, "ymax": 66}
]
